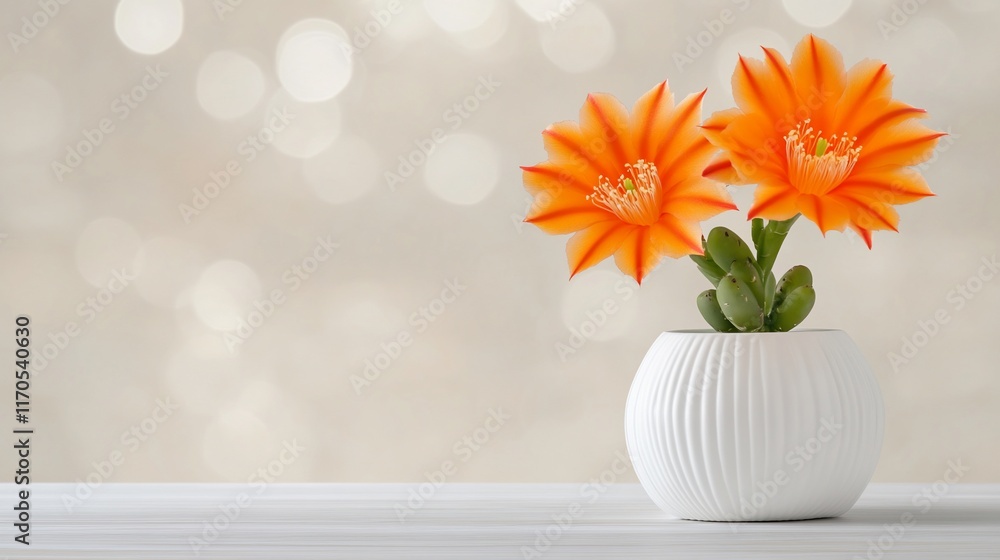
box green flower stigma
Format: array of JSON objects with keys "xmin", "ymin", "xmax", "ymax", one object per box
[{"xmin": 815, "ymin": 137, "xmax": 828, "ymax": 157}]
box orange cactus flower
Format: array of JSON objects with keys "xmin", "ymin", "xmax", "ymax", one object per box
[
  {"xmin": 702, "ymin": 34, "xmax": 944, "ymax": 247},
  {"xmin": 522, "ymin": 82, "xmax": 737, "ymax": 284}
]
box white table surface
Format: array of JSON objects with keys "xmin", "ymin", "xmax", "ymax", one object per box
[{"xmin": 1, "ymin": 483, "xmax": 997, "ymax": 559}]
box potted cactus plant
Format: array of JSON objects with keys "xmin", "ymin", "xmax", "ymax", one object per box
[
  {"xmin": 692, "ymin": 218, "xmax": 812, "ymax": 333},
  {"xmin": 522, "ymin": 35, "xmax": 940, "ymax": 520}
]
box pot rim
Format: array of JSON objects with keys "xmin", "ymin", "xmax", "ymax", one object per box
[{"xmin": 663, "ymin": 328, "xmax": 844, "ymax": 335}]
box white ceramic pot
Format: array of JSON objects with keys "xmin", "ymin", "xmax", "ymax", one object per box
[{"xmin": 624, "ymin": 329, "xmax": 884, "ymax": 521}]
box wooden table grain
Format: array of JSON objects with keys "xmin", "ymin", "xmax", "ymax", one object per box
[{"xmin": 1, "ymin": 483, "xmax": 997, "ymax": 558}]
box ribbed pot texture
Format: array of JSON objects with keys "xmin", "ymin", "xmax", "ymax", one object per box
[{"xmin": 624, "ymin": 329, "xmax": 884, "ymax": 521}]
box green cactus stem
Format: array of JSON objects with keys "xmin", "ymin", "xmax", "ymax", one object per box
[
  {"xmin": 763, "ymin": 270, "xmax": 777, "ymax": 316},
  {"xmin": 756, "ymin": 215, "xmax": 800, "ymax": 278},
  {"xmin": 696, "ymin": 290, "xmax": 738, "ymax": 333},
  {"xmin": 716, "ymin": 273, "xmax": 764, "ymax": 331},
  {"xmin": 706, "ymin": 227, "xmax": 756, "ymax": 274},
  {"xmin": 771, "ymin": 285, "xmax": 816, "ymax": 332},
  {"xmin": 774, "ymin": 265, "xmax": 813, "ymax": 306},
  {"xmin": 728, "ymin": 257, "xmax": 765, "ymax": 306},
  {"xmin": 690, "ymin": 253, "xmax": 726, "ymax": 285}
]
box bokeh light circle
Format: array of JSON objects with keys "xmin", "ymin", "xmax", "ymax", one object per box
[
  {"xmin": 277, "ymin": 19, "xmax": 353, "ymax": 103},
  {"xmin": 115, "ymin": 0, "xmax": 184, "ymax": 55},
  {"xmin": 782, "ymin": 0, "xmax": 852, "ymax": 28},
  {"xmin": 424, "ymin": 0, "xmax": 498, "ymax": 32},
  {"xmin": 191, "ymin": 260, "xmax": 262, "ymax": 331},
  {"xmin": 423, "ymin": 133, "xmax": 500, "ymax": 205},
  {"xmin": 196, "ymin": 51, "xmax": 266, "ymax": 120}
]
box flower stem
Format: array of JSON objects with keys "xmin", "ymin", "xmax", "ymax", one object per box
[{"xmin": 756, "ymin": 214, "xmax": 800, "ymax": 278}]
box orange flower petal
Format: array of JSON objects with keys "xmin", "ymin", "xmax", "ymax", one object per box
[
  {"xmin": 855, "ymin": 121, "xmax": 945, "ymax": 172},
  {"xmin": 831, "ymin": 191, "xmax": 900, "ymax": 232},
  {"xmin": 631, "ymin": 81, "xmax": 675, "ymax": 159},
  {"xmin": 521, "ymin": 163, "xmax": 593, "ymax": 196},
  {"xmin": 714, "ymin": 113, "xmax": 788, "ymax": 183},
  {"xmin": 790, "ymin": 34, "xmax": 845, "ymax": 128},
  {"xmin": 701, "ymin": 107, "xmax": 742, "ymax": 147},
  {"xmin": 614, "ymin": 216, "xmax": 704, "ymax": 283},
  {"xmin": 702, "ymin": 153, "xmax": 746, "ymax": 185},
  {"xmin": 833, "ymin": 167, "xmax": 934, "ymax": 205},
  {"xmin": 850, "ymin": 224, "xmax": 874, "ymax": 249},
  {"xmin": 541, "ymin": 121, "xmax": 617, "ymax": 180},
  {"xmin": 762, "ymin": 46, "xmax": 800, "ymax": 107},
  {"xmin": 580, "ymin": 93, "xmax": 634, "ymax": 176},
  {"xmin": 732, "ymin": 50, "xmax": 797, "ymax": 126},
  {"xmin": 832, "ymin": 59, "xmax": 893, "ymax": 135},
  {"xmin": 663, "ymin": 177, "xmax": 738, "ymax": 221},
  {"xmin": 649, "ymin": 90, "xmax": 708, "ymax": 179},
  {"xmin": 525, "ymin": 194, "xmax": 611, "ymax": 235},
  {"xmin": 659, "ymin": 133, "xmax": 717, "ymax": 190},
  {"xmin": 612, "ymin": 226, "xmax": 656, "ymax": 284},
  {"xmin": 653, "ymin": 214, "xmax": 704, "ymax": 257},
  {"xmin": 797, "ymin": 193, "xmax": 851, "ymax": 233},
  {"xmin": 566, "ymin": 221, "xmax": 634, "ymax": 278},
  {"xmin": 747, "ymin": 182, "xmax": 800, "ymax": 221},
  {"xmin": 853, "ymin": 100, "xmax": 927, "ymax": 146}
]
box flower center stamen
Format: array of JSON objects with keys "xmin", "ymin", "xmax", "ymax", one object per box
[
  {"xmin": 785, "ymin": 119, "xmax": 861, "ymax": 195},
  {"xmin": 587, "ymin": 160, "xmax": 662, "ymax": 226}
]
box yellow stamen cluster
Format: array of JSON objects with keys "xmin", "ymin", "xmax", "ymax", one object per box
[
  {"xmin": 587, "ymin": 160, "xmax": 663, "ymax": 226},
  {"xmin": 785, "ymin": 119, "xmax": 861, "ymax": 195}
]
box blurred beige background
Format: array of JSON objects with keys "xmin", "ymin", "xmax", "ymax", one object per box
[{"xmin": 0, "ymin": 0, "xmax": 997, "ymax": 488}]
